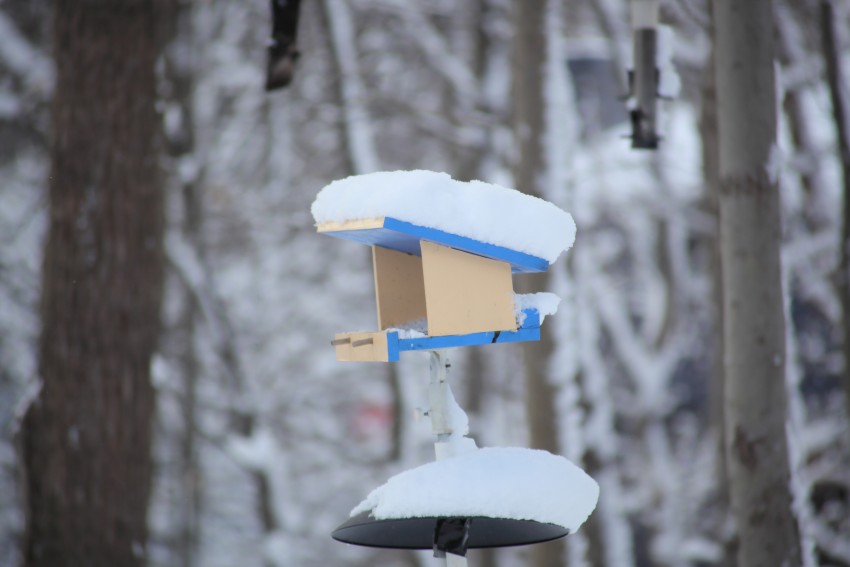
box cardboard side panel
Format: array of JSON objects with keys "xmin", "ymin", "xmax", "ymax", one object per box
[
  {"xmin": 421, "ymin": 241, "xmax": 517, "ymax": 336},
  {"xmin": 373, "ymin": 246, "xmax": 427, "ymax": 330},
  {"xmin": 333, "ymin": 331, "xmax": 390, "ymax": 362}
]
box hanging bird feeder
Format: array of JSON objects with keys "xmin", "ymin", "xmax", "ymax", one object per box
[{"xmin": 628, "ymin": 0, "xmax": 661, "ymax": 149}]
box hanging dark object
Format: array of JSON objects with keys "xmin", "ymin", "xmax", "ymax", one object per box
[
  {"xmin": 629, "ymin": 28, "xmax": 659, "ymax": 149},
  {"xmin": 332, "ymin": 513, "xmax": 569, "ymax": 550},
  {"xmin": 626, "ymin": 0, "xmax": 661, "ymax": 149},
  {"xmin": 266, "ymin": 0, "xmax": 302, "ymax": 90}
]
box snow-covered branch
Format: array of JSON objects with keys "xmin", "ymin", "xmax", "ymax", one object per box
[
  {"xmin": 322, "ymin": 0, "xmax": 380, "ymax": 174},
  {"xmin": 0, "ymin": 12, "xmax": 52, "ymax": 93},
  {"xmin": 365, "ymin": 0, "xmax": 479, "ymax": 101}
]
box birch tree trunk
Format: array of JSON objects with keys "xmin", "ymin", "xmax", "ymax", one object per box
[
  {"xmin": 20, "ymin": 2, "xmax": 168, "ymax": 566},
  {"xmin": 712, "ymin": 1, "xmax": 802, "ymax": 565}
]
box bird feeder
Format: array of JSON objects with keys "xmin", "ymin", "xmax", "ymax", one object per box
[
  {"xmin": 628, "ymin": 0, "xmax": 661, "ymax": 149},
  {"xmin": 313, "ymin": 171, "xmax": 596, "ymax": 566},
  {"xmin": 318, "ymin": 216, "xmax": 546, "ymax": 362}
]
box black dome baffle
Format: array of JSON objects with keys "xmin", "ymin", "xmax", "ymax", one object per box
[{"xmin": 332, "ymin": 513, "xmax": 569, "ymax": 550}]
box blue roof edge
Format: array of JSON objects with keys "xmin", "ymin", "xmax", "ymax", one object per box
[
  {"xmin": 382, "ymin": 218, "xmax": 549, "ymax": 274},
  {"xmin": 319, "ymin": 217, "xmax": 551, "ymax": 273}
]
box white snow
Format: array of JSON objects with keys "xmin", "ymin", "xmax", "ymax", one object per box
[
  {"xmin": 0, "ymin": 13, "xmax": 53, "ymax": 92},
  {"xmin": 657, "ymin": 26, "xmax": 681, "ymax": 99},
  {"xmin": 436, "ymin": 382, "xmax": 478, "ymax": 458},
  {"xmin": 351, "ymin": 447, "xmax": 599, "ymax": 533},
  {"xmin": 514, "ymin": 292, "xmax": 562, "ymax": 325},
  {"xmin": 312, "ymin": 170, "xmax": 577, "ymax": 264},
  {"xmin": 225, "ymin": 428, "xmax": 278, "ymax": 472},
  {"xmin": 434, "ymin": 386, "xmax": 478, "ymax": 459},
  {"xmin": 323, "ymin": 0, "xmax": 380, "ymax": 174},
  {"xmin": 387, "ymin": 317, "xmax": 428, "ymax": 338},
  {"xmin": 445, "ymin": 386, "xmax": 470, "ymax": 438}
]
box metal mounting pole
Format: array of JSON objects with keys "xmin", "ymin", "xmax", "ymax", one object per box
[{"xmin": 427, "ymin": 350, "xmax": 469, "ymax": 567}]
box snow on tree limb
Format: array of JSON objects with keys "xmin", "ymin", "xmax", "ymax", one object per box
[
  {"xmin": 367, "ymin": 0, "xmax": 479, "ymax": 101},
  {"xmin": 322, "ymin": 0, "xmax": 380, "ymax": 174},
  {"xmin": 0, "ymin": 12, "xmax": 52, "ymax": 93}
]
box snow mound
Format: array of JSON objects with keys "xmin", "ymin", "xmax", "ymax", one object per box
[
  {"xmin": 351, "ymin": 447, "xmax": 599, "ymax": 533},
  {"xmin": 312, "ymin": 170, "xmax": 576, "ymax": 264},
  {"xmin": 657, "ymin": 25, "xmax": 681, "ymax": 99},
  {"xmin": 514, "ymin": 292, "xmax": 561, "ymax": 325},
  {"xmin": 386, "ymin": 318, "xmax": 428, "ymax": 338}
]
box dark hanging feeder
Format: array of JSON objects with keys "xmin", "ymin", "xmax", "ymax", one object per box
[
  {"xmin": 265, "ymin": 0, "xmax": 302, "ymax": 90},
  {"xmin": 628, "ymin": 27, "xmax": 660, "ymax": 149},
  {"xmin": 332, "ymin": 513, "xmax": 569, "ymax": 554},
  {"xmin": 625, "ymin": 0, "xmax": 664, "ymax": 149}
]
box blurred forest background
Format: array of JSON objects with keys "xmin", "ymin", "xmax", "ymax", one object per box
[{"xmin": 1, "ymin": 0, "xmax": 849, "ymax": 566}]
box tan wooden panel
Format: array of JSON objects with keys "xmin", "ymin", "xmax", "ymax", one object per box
[
  {"xmin": 421, "ymin": 241, "xmax": 517, "ymax": 336},
  {"xmin": 333, "ymin": 331, "xmax": 389, "ymax": 362},
  {"xmin": 317, "ymin": 217, "xmax": 385, "ymax": 233},
  {"xmin": 373, "ymin": 246, "xmax": 427, "ymax": 330}
]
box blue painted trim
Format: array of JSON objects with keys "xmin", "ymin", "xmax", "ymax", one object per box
[
  {"xmin": 391, "ymin": 308, "xmax": 542, "ymax": 353},
  {"xmin": 396, "ymin": 326, "xmax": 540, "ymax": 353},
  {"xmin": 387, "ymin": 331, "xmax": 400, "ymax": 362},
  {"xmin": 519, "ymin": 308, "xmax": 540, "ymax": 328},
  {"xmin": 382, "ymin": 218, "xmax": 549, "ymax": 274},
  {"xmin": 320, "ymin": 217, "xmax": 550, "ymax": 274}
]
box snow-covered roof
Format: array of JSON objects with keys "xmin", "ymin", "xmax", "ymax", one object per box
[
  {"xmin": 311, "ymin": 170, "xmax": 576, "ymax": 265},
  {"xmin": 351, "ymin": 447, "xmax": 599, "ymax": 533}
]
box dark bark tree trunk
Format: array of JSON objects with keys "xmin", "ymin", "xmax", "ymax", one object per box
[
  {"xmin": 712, "ymin": 1, "xmax": 802, "ymax": 566},
  {"xmin": 511, "ymin": 0, "xmax": 559, "ymax": 457},
  {"xmin": 819, "ymin": 0, "xmax": 850, "ymax": 428},
  {"xmin": 511, "ymin": 1, "xmax": 563, "ymax": 565},
  {"xmin": 20, "ymin": 3, "xmax": 168, "ymax": 566}
]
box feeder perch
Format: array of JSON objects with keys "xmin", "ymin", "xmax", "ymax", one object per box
[{"xmin": 317, "ymin": 217, "xmax": 548, "ymax": 362}]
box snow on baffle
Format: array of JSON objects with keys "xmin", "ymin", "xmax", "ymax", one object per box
[
  {"xmin": 334, "ymin": 447, "xmax": 600, "ymax": 549},
  {"xmin": 312, "ymin": 170, "xmax": 576, "ymax": 362}
]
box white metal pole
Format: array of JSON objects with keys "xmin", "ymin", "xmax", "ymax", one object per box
[{"xmin": 427, "ymin": 350, "xmax": 469, "ymax": 567}]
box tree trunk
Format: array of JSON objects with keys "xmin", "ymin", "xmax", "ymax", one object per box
[
  {"xmin": 511, "ymin": 1, "xmax": 563, "ymax": 565},
  {"xmin": 819, "ymin": 0, "xmax": 850, "ymax": 429},
  {"xmin": 162, "ymin": 2, "xmax": 204, "ymax": 564},
  {"xmin": 698, "ymin": 46, "xmax": 736, "ymax": 567},
  {"xmin": 20, "ymin": 2, "xmax": 167, "ymax": 566},
  {"xmin": 712, "ymin": 1, "xmax": 802, "ymax": 566}
]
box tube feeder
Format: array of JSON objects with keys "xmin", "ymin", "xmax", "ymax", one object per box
[{"xmin": 628, "ymin": 0, "xmax": 661, "ymax": 149}]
